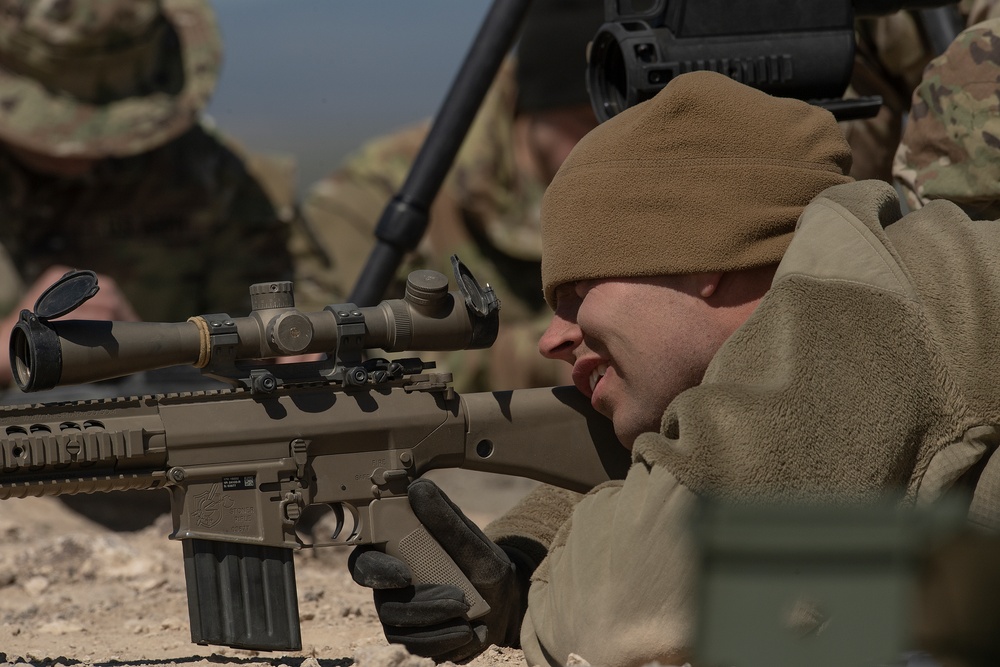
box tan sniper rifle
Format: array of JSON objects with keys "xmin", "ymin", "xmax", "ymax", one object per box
[{"xmin": 1, "ymin": 257, "xmax": 627, "ymax": 652}]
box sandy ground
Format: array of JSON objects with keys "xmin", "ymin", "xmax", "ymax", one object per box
[{"xmin": 0, "ymin": 469, "xmax": 538, "ymax": 667}]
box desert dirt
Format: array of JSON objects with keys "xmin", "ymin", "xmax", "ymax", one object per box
[{"xmin": 0, "ymin": 468, "xmax": 539, "ymax": 667}]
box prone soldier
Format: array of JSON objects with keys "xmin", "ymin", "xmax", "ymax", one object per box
[{"xmin": 349, "ymin": 71, "xmax": 1000, "ymax": 666}]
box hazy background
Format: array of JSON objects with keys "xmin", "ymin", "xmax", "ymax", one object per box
[{"xmin": 207, "ymin": 0, "xmax": 495, "ymax": 195}]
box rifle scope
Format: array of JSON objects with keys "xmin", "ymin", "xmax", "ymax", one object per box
[
  {"xmin": 10, "ymin": 258, "xmax": 500, "ymax": 392},
  {"xmin": 587, "ymin": 0, "xmax": 954, "ymax": 123}
]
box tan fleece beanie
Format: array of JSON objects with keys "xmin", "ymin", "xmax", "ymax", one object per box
[{"xmin": 541, "ymin": 70, "xmax": 853, "ymax": 305}]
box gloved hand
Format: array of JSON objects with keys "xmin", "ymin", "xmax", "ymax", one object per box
[{"xmin": 349, "ymin": 478, "xmax": 535, "ymax": 661}]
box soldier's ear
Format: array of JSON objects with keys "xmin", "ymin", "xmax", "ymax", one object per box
[{"xmin": 695, "ymin": 272, "xmax": 723, "ymax": 299}]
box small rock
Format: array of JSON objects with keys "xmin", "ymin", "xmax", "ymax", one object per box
[
  {"xmin": 136, "ymin": 577, "xmax": 167, "ymax": 592},
  {"xmin": 159, "ymin": 617, "xmax": 185, "ymax": 631},
  {"xmin": 302, "ymin": 589, "xmax": 325, "ymax": 603},
  {"xmin": 566, "ymin": 654, "xmax": 592, "ymax": 667},
  {"xmin": 38, "ymin": 620, "xmax": 83, "ymax": 635},
  {"xmin": 123, "ymin": 618, "xmax": 148, "ymax": 635},
  {"xmin": 21, "ymin": 575, "xmax": 49, "ymax": 595}
]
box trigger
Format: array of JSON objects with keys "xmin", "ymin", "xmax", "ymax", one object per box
[{"xmin": 330, "ymin": 503, "xmax": 346, "ymax": 540}]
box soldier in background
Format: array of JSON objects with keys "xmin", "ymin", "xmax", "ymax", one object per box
[
  {"xmin": 0, "ymin": 0, "xmax": 298, "ymax": 530},
  {"xmin": 290, "ymin": 0, "xmax": 603, "ymax": 393},
  {"xmin": 0, "ymin": 0, "xmax": 297, "ymax": 390},
  {"xmin": 893, "ymin": 17, "xmax": 1000, "ymax": 221},
  {"xmin": 844, "ymin": 0, "xmax": 1000, "ymax": 181}
]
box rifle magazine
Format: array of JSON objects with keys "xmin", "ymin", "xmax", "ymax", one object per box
[{"xmin": 182, "ymin": 538, "xmax": 301, "ymax": 651}]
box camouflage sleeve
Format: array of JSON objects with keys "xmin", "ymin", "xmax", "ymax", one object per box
[
  {"xmin": 291, "ymin": 123, "xmax": 431, "ymax": 311},
  {"xmin": 846, "ymin": 5, "xmax": 1000, "ymax": 184},
  {"xmin": 892, "ymin": 17, "xmax": 1000, "ymax": 218}
]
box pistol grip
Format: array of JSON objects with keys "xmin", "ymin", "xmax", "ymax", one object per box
[{"xmin": 369, "ymin": 497, "xmax": 491, "ymax": 620}]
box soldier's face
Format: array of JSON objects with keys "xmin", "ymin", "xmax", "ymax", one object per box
[
  {"xmin": 524, "ymin": 104, "xmax": 597, "ymax": 183},
  {"xmin": 538, "ymin": 274, "xmax": 730, "ymax": 448}
]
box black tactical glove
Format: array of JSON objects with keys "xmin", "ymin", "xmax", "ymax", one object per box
[{"xmin": 348, "ymin": 478, "xmax": 535, "ymax": 662}]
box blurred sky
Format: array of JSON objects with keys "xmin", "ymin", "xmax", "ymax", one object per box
[{"xmin": 207, "ymin": 0, "xmax": 494, "ymax": 194}]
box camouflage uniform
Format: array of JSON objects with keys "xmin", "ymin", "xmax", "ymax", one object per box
[
  {"xmin": 893, "ymin": 18, "xmax": 1000, "ymax": 220},
  {"xmin": 291, "ymin": 60, "xmax": 569, "ymax": 392},
  {"xmin": 842, "ymin": 2, "xmax": 1000, "ymax": 182},
  {"xmin": 0, "ymin": 123, "xmax": 296, "ymax": 323}
]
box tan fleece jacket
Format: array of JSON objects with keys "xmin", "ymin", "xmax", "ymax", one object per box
[{"xmin": 518, "ymin": 180, "xmax": 1000, "ymax": 667}]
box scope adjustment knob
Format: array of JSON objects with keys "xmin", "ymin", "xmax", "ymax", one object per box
[
  {"xmin": 269, "ymin": 311, "xmax": 314, "ymax": 354},
  {"xmin": 250, "ymin": 281, "xmax": 295, "ymax": 310},
  {"xmin": 405, "ymin": 270, "xmax": 450, "ymax": 315}
]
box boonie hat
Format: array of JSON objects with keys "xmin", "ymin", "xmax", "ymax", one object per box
[{"xmin": 0, "ymin": 0, "xmax": 222, "ymax": 158}]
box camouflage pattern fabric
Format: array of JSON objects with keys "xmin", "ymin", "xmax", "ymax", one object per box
[
  {"xmin": 0, "ymin": 121, "xmax": 295, "ymax": 325},
  {"xmin": 893, "ymin": 18, "xmax": 1000, "ymax": 220},
  {"xmin": 291, "ymin": 60, "xmax": 570, "ymax": 392},
  {"xmin": 0, "ymin": 0, "xmax": 222, "ymax": 159},
  {"xmin": 841, "ymin": 2, "xmax": 1000, "ymax": 182}
]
